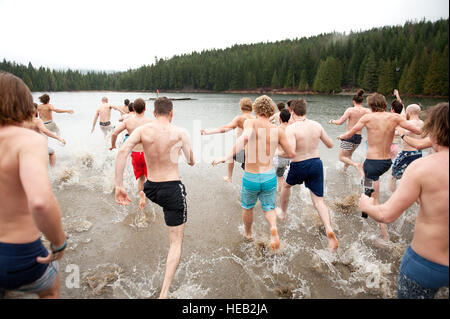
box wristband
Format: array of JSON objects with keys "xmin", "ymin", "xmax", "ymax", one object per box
[
  {"xmin": 401, "ymin": 134, "xmax": 406, "ymax": 140},
  {"xmin": 51, "ymin": 237, "xmax": 68, "ymax": 254}
]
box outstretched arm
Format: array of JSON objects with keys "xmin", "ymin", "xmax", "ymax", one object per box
[
  {"xmin": 212, "ymin": 120, "xmax": 251, "ymax": 165},
  {"xmin": 110, "ymin": 122, "xmax": 126, "ymax": 150},
  {"xmin": 329, "ymin": 108, "xmax": 350, "ymax": 125},
  {"xmin": 201, "ymin": 116, "xmax": 239, "ymax": 135},
  {"xmin": 359, "ymin": 160, "xmax": 421, "ymax": 223},
  {"xmin": 338, "ymin": 117, "xmax": 365, "ymax": 140},
  {"xmin": 91, "ymin": 110, "xmax": 99, "ymax": 133},
  {"xmin": 111, "ymin": 105, "xmax": 125, "ymax": 115},
  {"xmin": 399, "ymin": 118, "xmax": 421, "ymax": 135},
  {"xmin": 19, "ymin": 134, "xmax": 66, "ymax": 262},
  {"xmin": 50, "ymin": 105, "xmax": 74, "ymax": 114}
]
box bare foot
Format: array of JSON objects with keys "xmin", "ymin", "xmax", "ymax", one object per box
[
  {"xmin": 275, "ymin": 207, "xmax": 286, "ymax": 220},
  {"xmin": 327, "ymin": 232, "xmax": 339, "ymax": 252},
  {"xmin": 222, "ymin": 176, "xmax": 232, "ymax": 183},
  {"xmin": 379, "ymin": 223, "xmax": 390, "ymax": 242},
  {"xmin": 355, "ymin": 163, "xmax": 364, "ymax": 178},
  {"xmin": 158, "ymin": 294, "xmax": 168, "ymax": 299},
  {"xmin": 243, "ymin": 232, "xmax": 253, "ymax": 241},
  {"xmin": 139, "ymin": 191, "xmax": 146, "ymax": 210},
  {"xmin": 270, "ymin": 227, "xmax": 280, "ymax": 251}
]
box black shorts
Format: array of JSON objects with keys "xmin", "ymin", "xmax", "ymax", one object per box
[
  {"xmin": 363, "ymin": 159, "xmax": 392, "ymax": 181},
  {"xmin": 143, "ymin": 180, "xmax": 187, "ymax": 227}
]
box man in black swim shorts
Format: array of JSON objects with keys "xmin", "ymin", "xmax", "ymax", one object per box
[
  {"xmin": 338, "ymin": 93, "xmax": 421, "ymax": 241},
  {"xmin": 115, "ymin": 97, "xmax": 194, "ymax": 299}
]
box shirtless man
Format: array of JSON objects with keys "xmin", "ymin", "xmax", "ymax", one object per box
[
  {"xmin": 359, "ymin": 102, "xmax": 448, "ymax": 299},
  {"xmin": 269, "ymin": 102, "xmax": 286, "ymax": 125},
  {"xmin": 37, "ymin": 93, "xmax": 74, "ymax": 135},
  {"xmin": 201, "ymin": 97, "xmax": 254, "ymax": 182},
  {"xmin": 329, "ymin": 89, "xmax": 370, "ymax": 176},
  {"xmin": 30, "ymin": 104, "xmax": 66, "ymax": 167},
  {"xmin": 91, "ymin": 97, "xmax": 124, "ymax": 138},
  {"xmin": 119, "ymin": 102, "xmax": 135, "ymax": 123},
  {"xmin": 278, "ymin": 99, "xmax": 339, "ymax": 252},
  {"xmin": 338, "ymin": 93, "xmax": 421, "ymax": 241},
  {"xmin": 390, "ymin": 104, "xmax": 424, "ymax": 192},
  {"xmin": 110, "ymin": 98, "xmax": 152, "ymax": 209},
  {"xmin": 273, "ymin": 109, "xmax": 291, "ymax": 190},
  {"xmin": 0, "ymin": 72, "xmax": 67, "ymax": 299},
  {"xmin": 212, "ymin": 95, "xmax": 295, "ymax": 251},
  {"xmin": 115, "ymin": 97, "xmax": 194, "ymax": 299},
  {"xmin": 120, "ymin": 99, "xmax": 131, "ymax": 115}
]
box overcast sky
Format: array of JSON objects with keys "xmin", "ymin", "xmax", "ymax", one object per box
[{"xmin": 0, "ymin": 0, "xmax": 448, "ymax": 71}]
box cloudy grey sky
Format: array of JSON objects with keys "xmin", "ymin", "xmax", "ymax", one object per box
[{"xmin": 0, "ymin": 0, "xmax": 448, "ymax": 71}]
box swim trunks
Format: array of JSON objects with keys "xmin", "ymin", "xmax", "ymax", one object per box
[
  {"xmin": 284, "ymin": 158, "xmax": 324, "ymax": 197},
  {"xmin": 123, "ymin": 133, "xmax": 130, "ymax": 143},
  {"xmin": 398, "ymin": 245, "xmax": 449, "ymax": 299},
  {"xmin": 43, "ymin": 121, "xmax": 60, "ymax": 135},
  {"xmin": 340, "ymin": 134, "xmax": 362, "ymax": 151},
  {"xmin": 143, "ymin": 180, "xmax": 187, "ymax": 227},
  {"xmin": 99, "ymin": 121, "xmax": 111, "ymax": 126},
  {"xmin": 363, "ymin": 159, "xmax": 392, "ymax": 181},
  {"xmin": 392, "ymin": 150, "xmax": 422, "ymax": 180},
  {"xmin": 0, "ymin": 238, "xmax": 59, "ymax": 293},
  {"xmin": 274, "ymin": 156, "xmax": 290, "ymax": 177},
  {"xmin": 131, "ymin": 152, "xmax": 147, "ymax": 179},
  {"xmin": 241, "ymin": 169, "xmax": 277, "ymax": 212}
]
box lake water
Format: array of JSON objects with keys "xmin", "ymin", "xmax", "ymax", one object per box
[{"xmin": 10, "ymin": 91, "xmax": 449, "ymax": 299}]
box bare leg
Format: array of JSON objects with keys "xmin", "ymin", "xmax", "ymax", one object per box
[
  {"xmin": 49, "ymin": 153, "xmax": 56, "ymax": 167},
  {"xmin": 373, "ymin": 180, "xmax": 389, "ymax": 241},
  {"xmin": 277, "ymin": 183, "xmax": 292, "ymax": 220},
  {"xmin": 242, "ymin": 208, "xmax": 254, "ymax": 240},
  {"xmin": 264, "ymin": 209, "xmax": 280, "ymax": 251},
  {"xmin": 37, "ymin": 273, "xmax": 60, "ymax": 299},
  {"xmin": 310, "ymin": 191, "xmax": 339, "ymax": 252},
  {"xmin": 277, "ymin": 176, "xmax": 284, "ymax": 192},
  {"xmin": 339, "ymin": 149, "xmax": 362, "ymax": 177},
  {"xmin": 138, "ymin": 175, "xmax": 146, "ymax": 210},
  {"xmin": 223, "ymin": 162, "xmax": 234, "ymax": 182},
  {"xmin": 159, "ymin": 223, "xmax": 185, "ymax": 299}
]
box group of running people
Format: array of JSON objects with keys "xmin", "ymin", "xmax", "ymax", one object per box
[{"xmin": 0, "ymin": 71, "xmax": 448, "ymax": 300}]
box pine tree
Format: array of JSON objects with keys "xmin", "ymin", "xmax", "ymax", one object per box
[
  {"xmin": 377, "ymin": 59, "xmax": 395, "ymax": 95},
  {"xmin": 423, "ymin": 51, "xmax": 442, "ymax": 95},
  {"xmin": 271, "ymin": 70, "xmax": 280, "ymax": 89},
  {"xmin": 361, "ymin": 51, "xmax": 378, "ymax": 92}
]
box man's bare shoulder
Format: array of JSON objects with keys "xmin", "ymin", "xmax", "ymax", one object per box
[{"xmin": 1, "ymin": 126, "xmax": 46, "ymax": 145}]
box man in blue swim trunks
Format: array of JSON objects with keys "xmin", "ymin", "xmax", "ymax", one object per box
[
  {"xmin": 360, "ymin": 103, "xmax": 449, "ymax": 299},
  {"xmin": 213, "ymin": 95, "xmax": 295, "ymax": 251},
  {"xmin": 278, "ymin": 99, "xmax": 339, "ymax": 252},
  {"xmin": 0, "ymin": 72, "xmax": 67, "ymax": 299},
  {"xmin": 339, "ymin": 93, "xmax": 422, "ymax": 241}
]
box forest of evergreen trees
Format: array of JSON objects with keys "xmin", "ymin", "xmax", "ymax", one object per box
[{"xmin": 1, "ymin": 18, "xmax": 448, "ymax": 96}]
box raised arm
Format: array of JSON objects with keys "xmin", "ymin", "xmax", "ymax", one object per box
[
  {"xmin": 111, "ymin": 105, "xmax": 125, "ymax": 115},
  {"xmin": 320, "ymin": 125, "xmax": 334, "ymax": 148},
  {"xmin": 91, "ymin": 110, "xmax": 99, "ymax": 133},
  {"xmin": 110, "ymin": 122, "xmax": 127, "ymax": 150},
  {"xmin": 359, "ymin": 159, "xmax": 422, "ymax": 223},
  {"xmin": 201, "ymin": 116, "xmax": 239, "ymax": 135},
  {"xmin": 180, "ymin": 129, "xmax": 195, "ymax": 166},
  {"xmin": 394, "ymin": 89, "xmax": 402, "ymax": 104},
  {"xmin": 329, "ymin": 108, "xmax": 350, "ymax": 125},
  {"xmin": 19, "ymin": 134, "xmax": 66, "ymax": 262},
  {"xmin": 338, "ymin": 116, "xmax": 365, "ymax": 140},
  {"xmin": 115, "ymin": 127, "xmax": 141, "ymax": 205}
]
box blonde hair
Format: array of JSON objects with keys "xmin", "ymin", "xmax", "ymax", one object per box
[
  {"xmin": 253, "ymin": 95, "xmax": 276, "ymax": 118},
  {"xmin": 0, "ymin": 72, "xmax": 35, "ymax": 125},
  {"xmin": 240, "ymin": 97, "xmax": 253, "ymax": 112}
]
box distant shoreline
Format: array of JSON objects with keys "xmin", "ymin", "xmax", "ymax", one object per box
[{"xmin": 31, "ymin": 88, "xmax": 449, "ymax": 99}]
